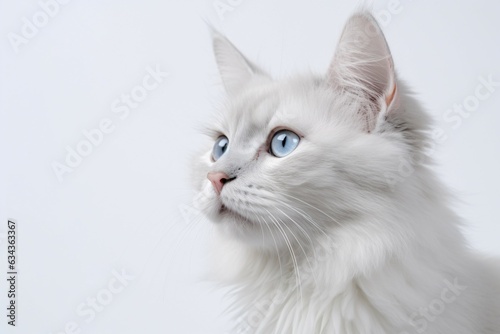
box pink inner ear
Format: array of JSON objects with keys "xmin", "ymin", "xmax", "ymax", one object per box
[{"xmin": 385, "ymin": 83, "xmax": 397, "ymax": 107}]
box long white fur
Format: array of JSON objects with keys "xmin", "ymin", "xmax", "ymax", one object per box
[{"xmin": 193, "ymin": 11, "xmax": 500, "ymax": 334}]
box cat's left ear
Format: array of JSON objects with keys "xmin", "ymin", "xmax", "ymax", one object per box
[
  {"xmin": 211, "ymin": 31, "xmax": 264, "ymax": 96},
  {"xmin": 327, "ymin": 13, "xmax": 398, "ymax": 130}
]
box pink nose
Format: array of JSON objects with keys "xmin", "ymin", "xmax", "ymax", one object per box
[{"xmin": 207, "ymin": 172, "xmax": 232, "ymax": 194}]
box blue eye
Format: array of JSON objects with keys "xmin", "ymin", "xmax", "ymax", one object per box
[
  {"xmin": 212, "ymin": 136, "xmax": 229, "ymax": 161},
  {"xmin": 270, "ymin": 130, "xmax": 300, "ymax": 158}
]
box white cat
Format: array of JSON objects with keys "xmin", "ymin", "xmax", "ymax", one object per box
[{"xmin": 193, "ymin": 11, "xmax": 500, "ymax": 334}]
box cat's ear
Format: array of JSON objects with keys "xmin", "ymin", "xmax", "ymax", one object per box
[
  {"xmin": 328, "ymin": 13, "xmax": 398, "ymax": 129},
  {"xmin": 211, "ymin": 30, "xmax": 262, "ymax": 95}
]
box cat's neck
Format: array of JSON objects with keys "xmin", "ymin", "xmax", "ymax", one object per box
[{"xmin": 213, "ymin": 193, "xmax": 483, "ymax": 333}]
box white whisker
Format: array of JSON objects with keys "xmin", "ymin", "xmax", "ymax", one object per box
[{"xmin": 265, "ymin": 209, "xmax": 303, "ymax": 306}]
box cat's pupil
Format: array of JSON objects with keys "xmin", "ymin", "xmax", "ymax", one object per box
[{"xmin": 281, "ymin": 136, "xmax": 287, "ymax": 147}]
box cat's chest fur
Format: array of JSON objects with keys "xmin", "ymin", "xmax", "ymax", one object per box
[{"xmin": 216, "ymin": 235, "xmax": 498, "ymax": 334}]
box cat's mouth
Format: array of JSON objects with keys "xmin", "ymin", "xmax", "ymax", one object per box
[
  {"xmin": 219, "ymin": 204, "xmax": 241, "ymax": 217},
  {"xmin": 219, "ymin": 204, "xmax": 229, "ymax": 214},
  {"xmin": 219, "ymin": 204, "xmax": 254, "ymax": 224}
]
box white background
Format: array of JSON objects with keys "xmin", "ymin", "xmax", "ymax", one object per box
[{"xmin": 1, "ymin": 1, "xmax": 499, "ymax": 333}]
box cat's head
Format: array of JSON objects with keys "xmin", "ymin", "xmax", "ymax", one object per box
[{"xmin": 193, "ymin": 13, "xmax": 429, "ymax": 251}]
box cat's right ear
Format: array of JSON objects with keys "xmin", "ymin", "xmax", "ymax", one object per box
[
  {"xmin": 327, "ymin": 12, "xmax": 399, "ymax": 132},
  {"xmin": 210, "ymin": 29, "xmax": 262, "ymax": 95}
]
